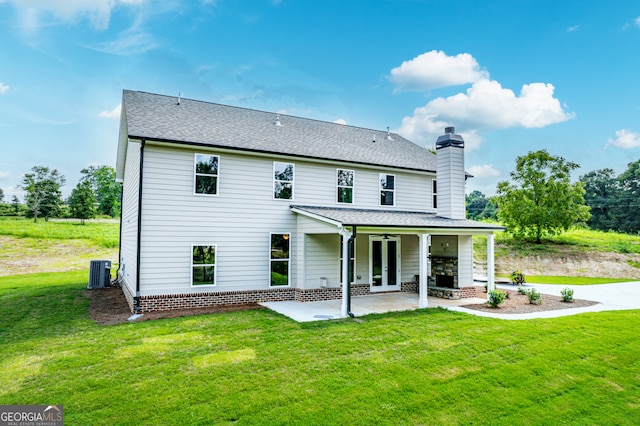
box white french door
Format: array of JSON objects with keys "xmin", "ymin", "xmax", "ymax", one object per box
[{"xmin": 369, "ymin": 235, "xmax": 401, "ymax": 292}]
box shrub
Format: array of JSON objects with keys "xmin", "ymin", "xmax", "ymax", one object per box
[
  {"xmin": 517, "ymin": 285, "xmax": 528, "ymax": 295},
  {"xmin": 561, "ymin": 287, "xmax": 574, "ymax": 302},
  {"xmin": 526, "ymin": 288, "xmax": 542, "ymax": 305},
  {"xmin": 487, "ymin": 289, "xmax": 507, "ymax": 308},
  {"xmin": 511, "ymin": 270, "xmax": 526, "ymax": 285}
]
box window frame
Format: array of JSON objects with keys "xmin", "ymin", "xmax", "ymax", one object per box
[
  {"xmin": 432, "ymin": 179, "xmax": 437, "ymax": 209},
  {"xmin": 273, "ymin": 161, "xmax": 295, "ymax": 200},
  {"xmin": 194, "ymin": 153, "xmax": 220, "ymax": 196},
  {"xmin": 269, "ymin": 232, "xmax": 291, "ymax": 287},
  {"xmin": 379, "ymin": 173, "xmax": 396, "ymax": 206},
  {"xmin": 336, "ymin": 168, "xmax": 355, "ymax": 204},
  {"xmin": 191, "ymin": 244, "xmax": 217, "ymax": 287}
]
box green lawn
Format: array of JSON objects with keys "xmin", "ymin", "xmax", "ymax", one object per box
[
  {"xmin": 2, "ymin": 272, "xmax": 640, "ymax": 425},
  {"xmin": 0, "ymin": 217, "xmax": 119, "ymax": 248}
]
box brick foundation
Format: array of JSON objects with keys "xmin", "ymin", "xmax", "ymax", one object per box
[{"xmin": 118, "ymin": 276, "xmax": 473, "ymax": 313}]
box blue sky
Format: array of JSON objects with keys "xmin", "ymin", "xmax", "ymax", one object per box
[{"xmin": 1, "ymin": 0, "xmax": 639, "ymax": 201}]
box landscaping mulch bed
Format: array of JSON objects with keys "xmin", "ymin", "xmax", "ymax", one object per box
[
  {"xmin": 464, "ymin": 286, "xmax": 599, "ymax": 314},
  {"xmin": 86, "ymin": 286, "xmax": 263, "ymax": 326}
]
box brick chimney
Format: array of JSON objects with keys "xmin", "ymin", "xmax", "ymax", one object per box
[{"xmin": 436, "ymin": 127, "xmax": 466, "ymax": 219}]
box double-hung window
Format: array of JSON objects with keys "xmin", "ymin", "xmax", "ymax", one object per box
[
  {"xmin": 270, "ymin": 233, "xmax": 290, "ymax": 286},
  {"xmin": 192, "ymin": 245, "xmax": 216, "ymax": 286},
  {"xmin": 337, "ymin": 169, "xmax": 354, "ymax": 204},
  {"xmin": 432, "ymin": 179, "xmax": 437, "ymax": 209},
  {"xmin": 274, "ymin": 162, "xmax": 294, "ymax": 200},
  {"xmin": 379, "ymin": 174, "xmax": 395, "ymax": 206},
  {"xmin": 195, "ymin": 154, "xmax": 219, "ymax": 195}
]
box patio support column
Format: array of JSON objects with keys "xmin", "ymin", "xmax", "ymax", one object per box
[
  {"xmin": 419, "ymin": 233, "xmax": 431, "ymax": 308},
  {"xmin": 486, "ymin": 233, "xmax": 495, "ymax": 298},
  {"xmin": 339, "ymin": 226, "xmax": 353, "ymax": 317}
]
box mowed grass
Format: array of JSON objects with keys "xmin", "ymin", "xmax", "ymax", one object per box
[
  {"xmin": 2, "ymin": 272, "xmax": 640, "ymax": 425},
  {"xmin": 0, "ymin": 218, "xmax": 119, "ymax": 276},
  {"xmin": 0, "ymin": 217, "xmax": 119, "ymax": 248}
]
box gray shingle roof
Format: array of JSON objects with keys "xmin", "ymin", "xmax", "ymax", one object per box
[
  {"xmin": 291, "ymin": 205, "xmax": 505, "ymax": 230},
  {"xmin": 122, "ymin": 90, "xmax": 437, "ymax": 172}
]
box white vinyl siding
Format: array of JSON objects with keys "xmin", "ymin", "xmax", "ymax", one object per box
[
  {"xmin": 134, "ymin": 143, "xmax": 436, "ymax": 296},
  {"xmin": 119, "ymin": 139, "xmax": 141, "ymax": 296}
]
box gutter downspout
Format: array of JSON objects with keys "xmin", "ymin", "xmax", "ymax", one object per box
[
  {"xmin": 115, "ymin": 183, "xmax": 124, "ymax": 284},
  {"xmin": 134, "ymin": 139, "xmax": 146, "ymax": 313}
]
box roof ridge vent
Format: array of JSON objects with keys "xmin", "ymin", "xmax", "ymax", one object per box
[
  {"xmin": 274, "ymin": 114, "xmax": 282, "ymax": 126},
  {"xmin": 445, "ymin": 126, "xmax": 455, "ymax": 134},
  {"xmin": 386, "ymin": 126, "xmax": 394, "ymax": 141}
]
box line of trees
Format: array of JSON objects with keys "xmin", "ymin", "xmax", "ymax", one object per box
[
  {"xmin": 468, "ymin": 151, "xmax": 640, "ymax": 240},
  {"xmin": 0, "ymin": 165, "xmax": 121, "ymax": 223}
]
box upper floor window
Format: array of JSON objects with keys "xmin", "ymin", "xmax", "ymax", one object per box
[
  {"xmin": 192, "ymin": 245, "xmax": 216, "ymax": 286},
  {"xmin": 195, "ymin": 154, "xmax": 219, "ymax": 195},
  {"xmin": 274, "ymin": 162, "xmax": 294, "ymax": 200},
  {"xmin": 432, "ymin": 179, "xmax": 437, "ymax": 209},
  {"xmin": 379, "ymin": 174, "xmax": 395, "ymax": 206},
  {"xmin": 337, "ymin": 169, "xmax": 354, "ymax": 204}
]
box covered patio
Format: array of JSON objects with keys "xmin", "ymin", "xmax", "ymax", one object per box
[{"xmin": 291, "ymin": 205, "xmax": 505, "ymax": 316}]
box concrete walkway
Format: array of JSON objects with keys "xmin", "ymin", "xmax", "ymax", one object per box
[{"xmin": 260, "ymin": 281, "xmax": 640, "ymax": 322}]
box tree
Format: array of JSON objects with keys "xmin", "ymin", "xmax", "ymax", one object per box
[
  {"xmin": 617, "ymin": 159, "xmax": 640, "ymax": 234},
  {"xmin": 466, "ymin": 190, "xmax": 499, "ymax": 220},
  {"xmin": 496, "ymin": 150, "xmax": 590, "ymax": 243},
  {"xmin": 579, "ymin": 168, "xmax": 621, "ymax": 231},
  {"xmin": 0, "ymin": 187, "xmax": 4, "ymax": 203},
  {"xmin": 466, "ymin": 190, "xmax": 488, "ymax": 220},
  {"xmin": 20, "ymin": 166, "xmax": 66, "ymax": 222},
  {"xmin": 11, "ymin": 195, "xmax": 20, "ymax": 216},
  {"xmin": 80, "ymin": 166, "xmax": 121, "ymax": 217},
  {"xmin": 68, "ymin": 180, "xmax": 97, "ymax": 224}
]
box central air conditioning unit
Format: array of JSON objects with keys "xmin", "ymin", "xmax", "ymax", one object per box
[{"xmin": 88, "ymin": 260, "xmax": 112, "ymax": 289}]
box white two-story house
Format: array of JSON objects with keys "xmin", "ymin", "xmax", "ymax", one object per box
[{"xmin": 115, "ymin": 90, "xmax": 503, "ymax": 315}]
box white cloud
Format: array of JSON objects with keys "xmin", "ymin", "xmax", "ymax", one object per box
[
  {"xmin": 334, "ymin": 118, "xmax": 347, "ymax": 125},
  {"xmin": 389, "ymin": 50, "xmax": 489, "ymax": 92},
  {"xmin": 636, "ymin": 16, "xmax": 640, "ymax": 28},
  {"xmin": 0, "ymin": 82, "xmax": 9, "ymax": 94},
  {"xmin": 0, "ymin": 171, "xmax": 10, "ymax": 179},
  {"xmin": 607, "ymin": 129, "xmax": 640, "ymax": 149},
  {"xmin": 396, "ymin": 79, "xmax": 573, "ymax": 148},
  {"xmin": 4, "ymin": 0, "xmax": 144, "ymax": 32},
  {"xmin": 88, "ymin": 17, "xmax": 157, "ymax": 55},
  {"xmin": 567, "ymin": 25, "xmax": 580, "ymax": 32},
  {"xmin": 99, "ymin": 104, "xmax": 122, "ymax": 119},
  {"xmin": 467, "ymin": 165, "xmax": 500, "ymax": 178}
]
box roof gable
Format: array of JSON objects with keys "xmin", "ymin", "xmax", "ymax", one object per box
[{"xmin": 121, "ymin": 90, "xmax": 436, "ymax": 172}]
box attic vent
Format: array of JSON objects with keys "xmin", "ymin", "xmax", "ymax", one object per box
[
  {"xmin": 274, "ymin": 114, "xmax": 282, "ymax": 126},
  {"xmin": 386, "ymin": 127, "xmax": 394, "ymax": 141},
  {"xmin": 177, "ymin": 92, "xmax": 181, "ymax": 105},
  {"xmin": 372, "ymin": 134, "xmax": 376, "ymax": 143}
]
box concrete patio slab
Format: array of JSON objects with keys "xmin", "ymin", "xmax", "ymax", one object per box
[{"xmin": 260, "ymin": 281, "xmax": 640, "ymax": 322}]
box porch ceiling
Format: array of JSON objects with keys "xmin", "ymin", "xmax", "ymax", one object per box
[{"xmin": 291, "ymin": 205, "xmax": 505, "ymax": 231}]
